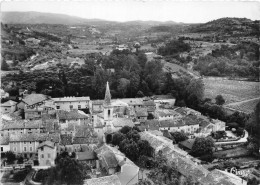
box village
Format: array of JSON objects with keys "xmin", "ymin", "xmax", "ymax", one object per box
[{"xmin": 1, "ymin": 80, "xmax": 259, "ymax": 185}]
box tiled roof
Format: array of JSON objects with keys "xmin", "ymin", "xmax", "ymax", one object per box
[
  {"xmin": 1, "ymin": 100, "xmax": 17, "ymax": 106},
  {"xmin": 143, "ymin": 100, "xmax": 155, "ymax": 107},
  {"xmin": 10, "ymin": 133, "xmax": 59, "ymax": 142},
  {"xmin": 73, "ymin": 137, "xmax": 99, "ymax": 144},
  {"xmin": 112, "ymin": 118, "xmax": 135, "ymax": 128},
  {"xmin": 1, "ymin": 119, "xmax": 43, "ymax": 130},
  {"xmin": 22, "ymin": 94, "xmax": 48, "ymax": 106},
  {"xmin": 135, "ymin": 108, "xmax": 148, "ymax": 117},
  {"xmin": 0, "ymin": 136, "xmax": 10, "ymax": 145},
  {"xmin": 111, "ymin": 100, "xmax": 128, "ymax": 107},
  {"xmin": 76, "ymin": 150, "xmax": 97, "ymax": 161},
  {"xmin": 38, "ymin": 141, "xmax": 55, "ymax": 149},
  {"xmin": 84, "ymin": 175, "xmax": 121, "ymax": 185},
  {"xmin": 52, "ymin": 96, "xmax": 90, "ymax": 102},
  {"xmin": 101, "ymin": 151, "xmax": 118, "ymax": 169},
  {"xmin": 60, "ymin": 134, "xmax": 73, "ymax": 146},
  {"xmin": 179, "ymin": 139, "xmax": 195, "ymax": 150},
  {"xmin": 57, "ymin": 110, "xmax": 89, "ymax": 120},
  {"xmin": 92, "ymin": 100, "xmax": 104, "ymax": 105}
]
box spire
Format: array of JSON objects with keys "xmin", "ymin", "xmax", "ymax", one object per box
[{"xmin": 104, "ymin": 81, "xmax": 111, "ymax": 106}]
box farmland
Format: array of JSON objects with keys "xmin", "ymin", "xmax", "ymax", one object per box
[
  {"xmin": 203, "ymin": 77, "xmax": 260, "ymax": 104},
  {"xmin": 225, "ymin": 97, "xmax": 260, "ymax": 114}
]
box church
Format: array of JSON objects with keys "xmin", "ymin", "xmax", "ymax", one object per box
[{"xmin": 93, "ymin": 82, "xmax": 135, "ymax": 142}]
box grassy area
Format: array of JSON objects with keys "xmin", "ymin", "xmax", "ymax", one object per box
[{"xmin": 203, "ymin": 77, "xmax": 260, "ymax": 104}]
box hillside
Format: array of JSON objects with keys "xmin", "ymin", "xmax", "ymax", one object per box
[
  {"xmin": 188, "ymin": 17, "xmax": 258, "ymax": 35},
  {"xmin": 1, "ymin": 11, "xmax": 116, "ymax": 25}
]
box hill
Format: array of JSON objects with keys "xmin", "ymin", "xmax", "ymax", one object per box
[
  {"xmin": 1, "ymin": 11, "xmax": 116, "ymax": 25},
  {"xmin": 188, "ymin": 17, "xmax": 258, "ymax": 35}
]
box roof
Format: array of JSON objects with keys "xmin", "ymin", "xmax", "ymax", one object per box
[
  {"xmin": 57, "ymin": 110, "xmax": 89, "ymax": 120},
  {"xmin": 0, "ymin": 136, "xmax": 10, "ymax": 145},
  {"xmin": 10, "ymin": 133, "xmax": 59, "ymax": 142},
  {"xmin": 76, "ymin": 146, "xmax": 97, "ymax": 160},
  {"xmin": 135, "ymin": 108, "xmax": 148, "ymax": 117},
  {"xmin": 84, "ymin": 175, "xmax": 121, "ymax": 185},
  {"xmin": 101, "ymin": 151, "xmax": 119, "ymax": 169},
  {"xmin": 38, "ymin": 141, "xmax": 55, "ymax": 149},
  {"xmin": 143, "ymin": 100, "xmax": 155, "ymax": 107},
  {"xmin": 104, "ymin": 82, "xmax": 112, "ymax": 106},
  {"xmin": 1, "ymin": 100, "xmax": 17, "ymax": 107},
  {"xmin": 1, "ymin": 119, "xmax": 43, "ymax": 130},
  {"xmin": 111, "ymin": 100, "xmax": 128, "ymax": 107},
  {"xmin": 60, "ymin": 134, "xmax": 73, "ymax": 146},
  {"xmin": 111, "ymin": 118, "xmax": 135, "ymax": 128},
  {"xmin": 179, "ymin": 139, "xmax": 195, "ymax": 150},
  {"xmin": 73, "ymin": 137, "xmax": 99, "ymax": 144},
  {"xmin": 22, "ymin": 94, "xmax": 49, "ymax": 106},
  {"xmin": 52, "ymin": 96, "xmax": 90, "ymax": 102},
  {"xmin": 92, "ymin": 100, "xmax": 104, "ymax": 105}
]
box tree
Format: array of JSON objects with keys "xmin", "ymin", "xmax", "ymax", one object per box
[
  {"xmin": 112, "ymin": 132, "xmax": 126, "ymax": 146},
  {"xmin": 44, "ymin": 156, "xmax": 87, "ymax": 185},
  {"xmin": 138, "ymin": 140, "xmax": 154, "ymax": 157},
  {"xmin": 170, "ymin": 132, "xmax": 188, "ymax": 143},
  {"xmin": 126, "ymin": 130, "xmax": 141, "ymax": 142},
  {"xmin": 191, "ymin": 137, "xmax": 215, "ymax": 156},
  {"xmin": 5, "ymin": 151, "xmax": 16, "ymax": 164},
  {"xmin": 1, "ymin": 59, "xmax": 9, "ymax": 71},
  {"xmin": 120, "ymin": 126, "xmax": 132, "ymax": 134},
  {"xmin": 215, "ymin": 95, "xmax": 225, "ymax": 105},
  {"xmin": 147, "ymin": 113, "xmax": 154, "ymax": 120}
]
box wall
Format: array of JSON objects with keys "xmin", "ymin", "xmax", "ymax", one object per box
[
  {"xmin": 1, "ymin": 105, "xmax": 16, "ymax": 114},
  {"xmin": 55, "ymin": 100, "xmax": 90, "ymax": 111},
  {"xmin": 10, "ymin": 141, "xmax": 39, "ymax": 157},
  {"xmin": 38, "ymin": 146, "xmax": 57, "ymax": 166},
  {"xmin": 1, "ymin": 145, "xmax": 10, "ymax": 153}
]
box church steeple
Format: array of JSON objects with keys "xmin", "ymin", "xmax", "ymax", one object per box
[{"xmin": 104, "ymin": 81, "xmax": 111, "ymax": 106}]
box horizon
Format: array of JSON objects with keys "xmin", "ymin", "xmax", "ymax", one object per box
[{"xmin": 1, "ymin": 1, "xmax": 260, "ymax": 23}]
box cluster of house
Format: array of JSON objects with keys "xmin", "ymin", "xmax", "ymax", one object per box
[{"xmin": 1, "ymin": 82, "xmax": 228, "ymax": 184}]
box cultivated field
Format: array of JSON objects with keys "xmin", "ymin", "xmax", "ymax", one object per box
[
  {"xmin": 225, "ymin": 97, "xmax": 260, "ymax": 114},
  {"xmin": 203, "ymin": 77, "xmax": 260, "ymax": 104}
]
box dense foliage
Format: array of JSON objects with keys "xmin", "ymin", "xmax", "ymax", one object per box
[
  {"xmin": 158, "ymin": 39, "xmax": 191, "ymax": 56},
  {"xmin": 190, "ymin": 137, "xmax": 215, "ymax": 156},
  {"xmin": 109, "ymin": 126, "xmax": 154, "ymax": 164}
]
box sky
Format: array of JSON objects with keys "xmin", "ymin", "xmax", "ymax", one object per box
[{"xmin": 1, "ymin": 0, "xmax": 260, "ymax": 23}]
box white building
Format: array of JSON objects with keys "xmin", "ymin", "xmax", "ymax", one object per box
[
  {"xmin": 52, "ymin": 96, "xmax": 90, "ymax": 111},
  {"xmin": 1, "ymin": 100, "xmax": 17, "ymax": 114}
]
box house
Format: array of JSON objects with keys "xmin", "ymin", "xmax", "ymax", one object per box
[
  {"xmin": 0, "ymin": 136, "xmax": 10, "ymax": 153},
  {"xmin": 138, "ymin": 120, "xmax": 160, "ymax": 132},
  {"xmin": 95, "ymin": 144, "xmax": 139, "ymax": 185},
  {"xmin": 76, "ymin": 145, "xmax": 98, "ymax": 168},
  {"xmin": 84, "ymin": 175, "xmax": 121, "ymax": 185},
  {"xmin": 38, "ymin": 141, "xmax": 57, "ymax": 166},
  {"xmin": 9, "ymin": 133, "xmax": 59, "ymax": 159},
  {"xmin": 52, "ymin": 96, "xmax": 90, "ymax": 112},
  {"xmin": 1, "ymin": 100, "xmax": 17, "ymax": 114},
  {"xmin": 104, "ymin": 118, "xmax": 135, "ymax": 134},
  {"xmin": 1, "ymin": 119, "xmax": 44, "ymax": 137},
  {"xmin": 17, "ymin": 94, "xmax": 54, "ymax": 120},
  {"xmin": 155, "ymin": 109, "xmax": 181, "ymax": 121},
  {"xmin": 56, "ymin": 109, "xmax": 90, "ymax": 129},
  {"xmin": 135, "ymin": 108, "xmax": 148, "ymax": 122},
  {"xmin": 143, "ymin": 100, "xmax": 156, "ymax": 113},
  {"xmin": 212, "ymin": 119, "xmax": 226, "ymax": 131}
]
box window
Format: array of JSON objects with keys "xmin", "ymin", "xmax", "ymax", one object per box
[
  {"xmin": 24, "ymin": 142, "xmax": 26, "ymax": 144},
  {"xmin": 14, "ymin": 147, "xmax": 17, "ymax": 152},
  {"xmin": 48, "ymin": 153, "xmax": 51, "ymax": 158},
  {"xmin": 41, "ymin": 154, "xmax": 44, "ymax": 158},
  {"xmin": 29, "ymin": 142, "xmax": 32, "ymax": 144},
  {"xmin": 70, "ymin": 105, "xmax": 73, "ymax": 110},
  {"xmin": 41, "ymin": 148, "xmax": 43, "ymax": 151},
  {"xmin": 38, "ymin": 112, "xmax": 41, "ymax": 115},
  {"xmin": 24, "ymin": 147, "xmax": 27, "ymax": 152},
  {"xmin": 1, "ymin": 147, "xmax": 3, "ymax": 152},
  {"xmin": 5, "ymin": 108, "xmax": 7, "ymax": 111},
  {"xmin": 78, "ymin": 105, "xmax": 81, "ymax": 109},
  {"xmin": 30, "ymin": 147, "xmax": 33, "ymax": 152},
  {"xmin": 108, "ymin": 110, "xmax": 110, "ymax": 116},
  {"xmin": 56, "ymin": 106, "xmax": 60, "ymax": 110}
]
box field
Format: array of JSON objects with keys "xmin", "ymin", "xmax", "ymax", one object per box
[
  {"xmin": 203, "ymin": 77, "xmax": 260, "ymax": 104},
  {"xmin": 225, "ymin": 97, "xmax": 260, "ymax": 114}
]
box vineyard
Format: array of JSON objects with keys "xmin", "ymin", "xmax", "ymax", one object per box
[
  {"xmin": 225, "ymin": 97, "xmax": 260, "ymax": 114},
  {"xmin": 203, "ymin": 77, "xmax": 260, "ymax": 104}
]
